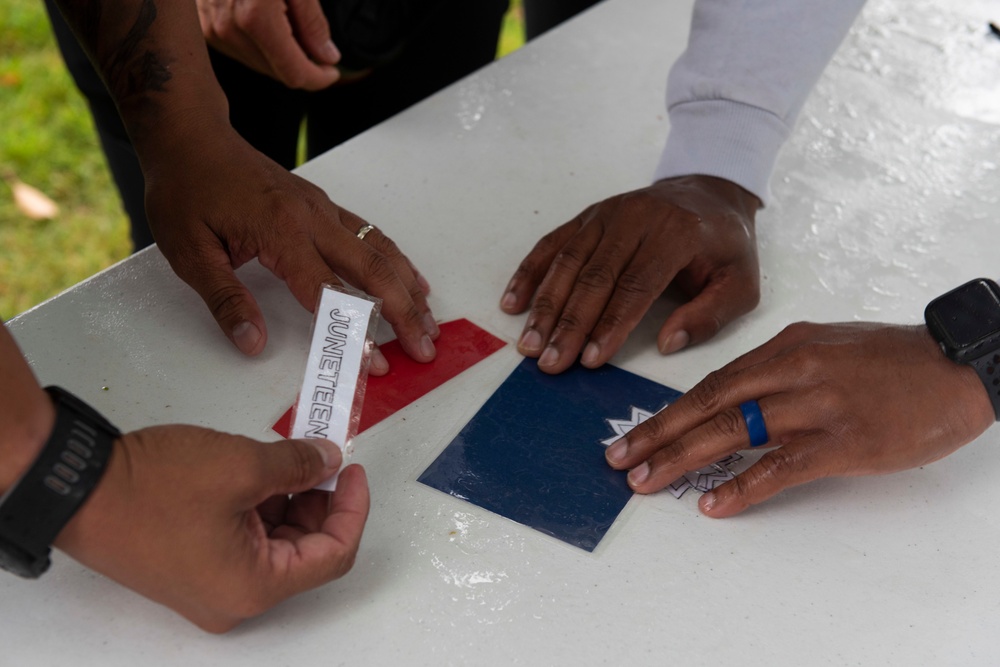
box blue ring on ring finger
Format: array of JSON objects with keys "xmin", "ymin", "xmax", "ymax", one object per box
[{"xmin": 739, "ymin": 399, "xmax": 770, "ymax": 448}]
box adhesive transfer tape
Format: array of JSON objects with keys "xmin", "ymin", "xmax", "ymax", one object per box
[{"xmin": 291, "ymin": 284, "xmax": 381, "ymax": 491}]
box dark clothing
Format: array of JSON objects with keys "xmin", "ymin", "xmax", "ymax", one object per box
[
  {"xmin": 212, "ymin": 0, "xmax": 510, "ymax": 169},
  {"xmin": 45, "ymin": 0, "xmax": 152, "ymax": 249},
  {"xmin": 523, "ymin": 0, "xmax": 603, "ymax": 40},
  {"xmin": 43, "ymin": 0, "xmax": 508, "ymax": 250}
]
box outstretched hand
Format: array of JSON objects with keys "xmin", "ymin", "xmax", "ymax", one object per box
[
  {"xmin": 501, "ymin": 175, "xmax": 761, "ymax": 374},
  {"xmin": 605, "ymin": 322, "xmax": 995, "ymax": 517},
  {"xmin": 143, "ymin": 120, "xmax": 438, "ymax": 368}
]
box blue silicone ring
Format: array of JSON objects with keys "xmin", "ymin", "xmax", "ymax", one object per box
[{"xmin": 739, "ymin": 400, "xmax": 770, "ymax": 448}]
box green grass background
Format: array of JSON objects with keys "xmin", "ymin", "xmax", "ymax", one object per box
[{"xmin": 0, "ymin": 1, "xmax": 524, "ymax": 321}]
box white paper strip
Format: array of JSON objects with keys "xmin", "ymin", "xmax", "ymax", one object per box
[{"xmin": 291, "ymin": 286, "xmax": 377, "ymax": 491}]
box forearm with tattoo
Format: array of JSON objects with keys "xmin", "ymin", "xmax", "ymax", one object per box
[{"xmin": 52, "ymin": 0, "xmax": 227, "ymax": 147}]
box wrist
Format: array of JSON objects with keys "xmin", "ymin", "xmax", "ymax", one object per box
[
  {"xmin": 0, "ymin": 387, "xmax": 55, "ymax": 495},
  {"xmin": 0, "ymin": 387, "xmax": 120, "ymax": 578},
  {"xmin": 128, "ymin": 95, "xmax": 232, "ymax": 175},
  {"xmin": 655, "ymin": 174, "xmax": 762, "ymax": 219},
  {"xmin": 915, "ymin": 324, "xmax": 995, "ymax": 428}
]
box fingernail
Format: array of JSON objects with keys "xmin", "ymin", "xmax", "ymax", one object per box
[
  {"xmin": 323, "ymin": 40, "xmax": 341, "ymax": 64},
  {"xmin": 606, "ymin": 438, "xmax": 627, "ymax": 464},
  {"xmin": 303, "ymin": 439, "xmax": 342, "ymax": 471},
  {"xmin": 422, "ymin": 313, "xmax": 440, "ymax": 338},
  {"xmin": 232, "ymin": 321, "xmax": 262, "ymax": 355},
  {"xmin": 519, "ymin": 329, "xmax": 543, "ymax": 353},
  {"xmin": 538, "ymin": 346, "xmax": 560, "ymax": 369},
  {"xmin": 660, "ymin": 330, "xmax": 690, "ymax": 355},
  {"xmin": 699, "ymin": 491, "xmax": 716, "ymax": 513},
  {"xmin": 628, "ymin": 461, "xmax": 650, "ymax": 486},
  {"xmin": 370, "ymin": 347, "xmax": 389, "ymax": 374},
  {"xmin": 419, "ymin": 334, "xmax": 436, "ymax": 360},
  {"xmin": 500, "ymin": 291, "xmax": 517, "ymax": 311},
  {"xmin": 581, "ymin": 341, "xmax": 601, "ymax": 367}
]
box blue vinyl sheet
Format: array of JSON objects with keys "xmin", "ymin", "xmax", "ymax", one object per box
[{"xmin": 418, "ymin": 357, "xmax": 683, "ymax": 551}]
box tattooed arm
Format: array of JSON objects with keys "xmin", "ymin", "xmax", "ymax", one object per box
[
  {"xmin": 54, "ymin": 1, "xmax": 225, "ymax": 145},
  {"xmin": 51, "ymin": 0, "xmax": 438, "ymax": 368}
]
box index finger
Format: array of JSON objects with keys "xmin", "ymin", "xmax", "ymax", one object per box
[
  {"xmin": 608, "ymin": 347, "xmax": 806, "ymax": 469},
  {"xmin": 500, "ymin": 218, "xmax": 584, "ymax": 315},
  {"xmin": 266, "ymin": 465, "xmax": 370, "ymax": 595},
  {"xmin": 313, "ymin": 216, "xmax": 438, "ymax": 364}
]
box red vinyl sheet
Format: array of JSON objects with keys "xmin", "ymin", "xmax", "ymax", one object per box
[{"xmin": 273, "ymin": 318, "xmax": 507, "ymax": 437}]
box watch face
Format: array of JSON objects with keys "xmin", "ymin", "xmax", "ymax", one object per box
[{"xmin": 927, "ymin": 279, "xmax": 1000, "ymax": 350}]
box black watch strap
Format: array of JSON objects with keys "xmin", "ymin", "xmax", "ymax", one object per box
[
  {"xmin": 0, "ymin": 386, "xmax": 119, "ymax": 578},
  {"xmin": 969, "ymin": 353, "xmax": 1000, "ymax": 421}
]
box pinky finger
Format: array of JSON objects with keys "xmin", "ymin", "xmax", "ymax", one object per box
[{"xmin": 698, "ymin": 436, "xmax": 831, "ymax": 518}]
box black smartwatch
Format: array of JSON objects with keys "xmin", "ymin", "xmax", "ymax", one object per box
[
  {"xmin": 0, "ymin": 386, "xmax": 119, "ymax": 578},
  {"xmin": 924, "ymin": 278, "xmax": 1000, "ymax": 421}
]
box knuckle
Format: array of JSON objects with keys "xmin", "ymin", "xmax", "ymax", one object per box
[
  {"xmin": 536, "ymin": 227, "xmax": 566, "ymax": 251},
  {"xmin": 615, "ymin": 268, "xmax": 657, "ymax": 298},
  {"xmin": 511, "ymin": 258, "xmax": 539, "ymax": 283},
  {"xmin": 371, "ymin": 232, "xmax": 402, "ymax": 259},
  {"xmin": 595, "ymin": 309, "xmax": 628, "ymax": 334},
  {"xmin": 651, "ymin": 441, "xmax": 690, "ymax": 472},
  {"xmin": 729, "ymin": 470, "xmax": 758, "ymax": 500},
  {"xmin": 712, "ymin": 408, "xmax": 749, "ymax": 441},
  {"xmin": 613, "ymin": 191, "xmax": 648, "ymax": 216},
  {"xmin": 211, "ymin": 20, "xmax": 234, "ymax": 40},
  {"xmin": 632, "ymin": 413, "xmax": 671, "ymax": 446},
  {"xmin": 207, "ymin": 284, "xmax": 247, "ymax": 322},
  {"xmin": 551, "ymin": 245, "xmax": 588, "ymax": 272},
  {"xmin": 236, "ymin": 3, "xmax": 266, "ymax": 30},
  {"xmin": 396, "ymin": 301, "xmax": 426, "ymax": 330},
  {"xmin": 576, "ymin": 262, "xmax": 618, "ymax": 292},
  {"xmin": 702, "ymin": 315, "xmax": 724, "ymax": 339},
  {"xmin": 552, "ymin": 311, "xmax": 585, "ymax": 334},
  {"xmin": 687, "ymin": 370, "xmax": 729, "ymax": 415},
  {"xmin": 285, "ymin": 440, "xmax": 320, "ymax": 486},
  {"xmin": 779, "ymin": 320, "xmax": 816, "ymax": 342},
  {"xmin": 753, "ymin": 449, "xmax": 805, "ymax": 485},
  {"xmin": 783, "ymin": 346, "xmax": 824, "ymax": 379},
  {"xmin": 359, "ymin": 250, "xmax": 398, "ymax": 287},
  {"xmin": 809, "ymin": 385, "xmax": 848, "ymax": 425},
  {"xmin": 529, "ymin": 293, "xmax": 561, "ymax": 319}
]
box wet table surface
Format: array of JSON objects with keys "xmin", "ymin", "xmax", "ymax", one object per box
[{"xmin": 5, "ymin": 0, "xmax": 1000, "ymax": 663}]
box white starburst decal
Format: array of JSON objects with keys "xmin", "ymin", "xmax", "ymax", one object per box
[
  {"xmin": 600, "ymin": 405, "xmax": 745, "ymax": 499},
  {"xmin": 600, "ymin": 406, "xmax": 656, "ymax": 447}
]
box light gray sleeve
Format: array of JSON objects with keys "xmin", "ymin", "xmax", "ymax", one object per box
[{"xmin": 654, "ymin": 0, "xmax": 867, "ymax": 205}]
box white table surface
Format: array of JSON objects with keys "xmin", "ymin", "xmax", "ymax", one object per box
[{"xmin": 5, "ymin": 0, "xmax": 1000, "ymax": 663}]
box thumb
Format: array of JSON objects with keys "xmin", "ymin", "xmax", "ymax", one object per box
[
  {"xmin": 255, "ymin": 438, "xmax": 344, "ymax": 498},
  {"xmin": 287, "ymin": 0, "xmax": 340, "ymax": 65},
  {"xmin": 658, "ymin": 278, "xmax": 759, "ymax": 354}
]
